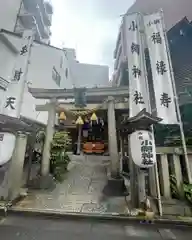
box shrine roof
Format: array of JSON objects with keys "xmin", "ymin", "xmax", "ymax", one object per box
[{"xmin": 0, "ymin": 114, "xmax": 33, "ymax": 132}]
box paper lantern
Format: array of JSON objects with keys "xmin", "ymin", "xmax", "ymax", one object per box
[
  {"xmin": 59, "ymin": 111, "xmax": 66, "ymax": 121},
  {"xmin": 0, "ymin": 133, "xmax": 16, "ymax": 165},
  {"xmin": 75, "ymin": 116, "xmax": 84, "ymax": 125},
  {"xmin": 90, "ymin": 112, "xmax": 98, "ymax": 121},
  {"xmin": 130, "ymin": 130, "xmax": 156, "ymax": 168}
]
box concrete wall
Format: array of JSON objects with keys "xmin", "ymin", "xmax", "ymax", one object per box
[{"xmin": 0, "ymin": 0, "xmax": 21, "ymax": 32}]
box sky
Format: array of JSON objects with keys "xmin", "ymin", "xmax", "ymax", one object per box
[{"xmin": 51, "ymin": 0, "xmax": 135, "ymax": 75}]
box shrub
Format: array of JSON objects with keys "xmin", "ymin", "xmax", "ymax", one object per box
[{"xmin": 50, "ymin": 131, "xmax": 71, "ymax": 182}]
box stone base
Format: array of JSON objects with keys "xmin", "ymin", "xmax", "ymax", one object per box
[
  {"xmin": 102, "ymin": 176, "xmax": 128, "ymax": 197},
  {"xmin": 28, "ymin": 174, "xmax": 56, "ymax": 190},
  {"xmin": 162, "ymin": 199, "xmax": 192, "ymax": 217}
]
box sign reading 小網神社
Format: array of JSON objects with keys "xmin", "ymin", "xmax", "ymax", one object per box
[{"xmin": 130, "ymin": 130, "xmax": 156, "ymax": 168}]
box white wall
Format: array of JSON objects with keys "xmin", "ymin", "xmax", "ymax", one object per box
[
  {"xmin": 0, "ymin": 31, "xmax": 73, "ymax": 124},
  {"xmin": 0, "ymin": 40, "xmax": 16, "ymax": 82},
  {"xmin": 0, "ymin": 0, "xmax": 21, "ymax": 32}
]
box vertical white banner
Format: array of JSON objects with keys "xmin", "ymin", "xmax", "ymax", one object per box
[
  {"xmin": 0, "ymin": 30, "xmax": 34, "ymax": 118},
  {"xmin": 0, "ymin": 30, "xmax": 33, "ymax": 166},
  {"xmin": 125, "ymin": 13, "xmax": 150, "ymax": 117},
  {"xmin": 144, "ymin": 12, "xmax": 178, "ymax": 124}
]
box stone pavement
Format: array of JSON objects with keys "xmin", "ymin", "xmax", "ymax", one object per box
[{"xmin": 13, "ymin": 155, "xmax": 129, "ymax": 215}]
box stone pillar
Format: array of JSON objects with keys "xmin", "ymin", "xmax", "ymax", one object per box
[
  {"xmin": 120, "ymin": 135, "xmax": 125, "ymax": 157},
  {"xmin": 76, "ymin": 125, "xmax": 82, "ymax": 155},
  {"xmin": 119, "ymin": 134, "xmax": 125, "ymax": 173},
  {"xmin": 7, "ymin": 132, "xmax": 28, "ymax": 201},
  {"xmin": 149, "ymin": 166, "xmax": 157, "ymax": 197},
  {"xmin": 138, "ymin": 168, "xmax": 146, "ymax": 205},
  {"xmin": 171, "ymin": 154, "xmax": 184, "ymax": 197},
  {"xmin": 41, "ymin": 103, "xmax": 56, "ymax": 177},
  {"xmin": 188, "ymin": 154, "xmax": 192, "ymax": 179},
  {"xmin": 159, "ymin": 154, "xmax": 171, "ymax": 199},
  {"xmin": 107, "ymin": 96, "xmax": 119, "ymax": 177}
]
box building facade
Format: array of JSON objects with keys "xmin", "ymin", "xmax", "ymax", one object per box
[
  {"xmin": 127, "ymin": 0, "xmax": 192, "ymax": 30},
  {"xmin": 112, "ymin": 1, "xmax": 192, "ymax": 106},
  {"xmin": 0, "ymin": 30, "xmax": 109, "ymax": 124},
  {"xmin": 0, "ymin": 0, "xmax": 53, "ymax": 44}
]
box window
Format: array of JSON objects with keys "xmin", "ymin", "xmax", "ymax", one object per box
[{"xmin": 52, "ymin": 67, "xmax": 61, "ymax": 86}]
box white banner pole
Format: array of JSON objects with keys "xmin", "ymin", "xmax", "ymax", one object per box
[{"xmin": 160, "ymin": 9, "xmax": 192, "ymax": 184}]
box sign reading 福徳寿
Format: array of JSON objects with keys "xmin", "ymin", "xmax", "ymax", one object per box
[
  {"xmin": 144, "ymin": 11, "xmax": 178, "ymax": 124},
  {"xmin": 130, "ymin": 130, "xmax": 156, "ymax": 168}
]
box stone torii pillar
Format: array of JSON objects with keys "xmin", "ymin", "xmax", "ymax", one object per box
[
  {"xmin": 107, "ymin": 96, "xmax": 119, "ymax": 177},
  {"xmin": 40, "ymin": 100, "xmax": 56, "ymax": 188},
  {"xmin": 103, "ymin": 96, "xmax": 126, "ymax": 196}
]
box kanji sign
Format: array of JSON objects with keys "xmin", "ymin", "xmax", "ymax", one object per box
[
  {"xmin": 129, "ymin": 21, "xmax": 138, "ymax": 31},
  {"xmin": 130, "ymin": 130, "xmax": 156, "ymax": 168},
  {"xmin": 12, "ymin": 68, "xmax": 23, "ymax": 82},
  {"xmin": 5, "ymin": 97, "xmax": 16, "ymax": 110},
  {"xmin": 126, "ymin": 13, "xmax": 150, "ymax": 117},
  {"xmin": 133, "ymin": 91, "xmax": 145, "ymax": 105},
  {"xmin": 144, "ymin": 11, "xmax": 178, "ymax": 124},
  {"xmin": 20, "ymin": 45, "xmax": 28, "ymax": 55},
  {"xmin": 151, "ymin": 32, "xmax": 162, "ymax": 44},
  {"xmin": 160, "ymin": 92, "xmax": 171, "ymax": 108}
]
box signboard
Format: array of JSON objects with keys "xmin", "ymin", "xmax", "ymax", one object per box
[
  {"xmin": 74, "ymin": 88, "xmax": 87, "ymax": 107},
  {"xmin": 125, "ymin": 13, "xmax": 150, "ymax": 117},
  {"xmin": 144, "ymin": 11, "xmax": 178, "ymax": 124},
  {"xmin": 130, "ymin": 130, "xmax": 156, "ymax": 168},
  {"xmin": 0, "ymin": 30, "xmax": 33, "ymax": 166}
]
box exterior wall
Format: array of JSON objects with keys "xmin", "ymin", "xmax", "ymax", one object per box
[
  {"xmin": 0, "ymin": 0, "xmax": 53, "ymax": 43},
  {"xmin": 113, "ymin": 0, "xmax": 192, "ymax": 87},
  {"xmin": 127, "ymin": 0, "xmax": 192, "ymax": 30},
  {"xmin": 113, "ymin": 20, "xmax": 127, "ymax": 87},
  {"xmin": 0, "ymin": 31, "xmax": 72, "ymax": 123},
  {"xmin": 0, "ymin": 0, "xmax": 21, "ymax": 32},
  {"xmin": 0, "ymin": 31, "xmax": 110, "ymax": 123},
  {"xmin": 0, "ymin": 40, "xmax": 16, "ymax": 81}
]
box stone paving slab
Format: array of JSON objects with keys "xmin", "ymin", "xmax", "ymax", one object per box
[{"xmin": 14, "ymin": 155, "xmax": 129, "ymax": 215}]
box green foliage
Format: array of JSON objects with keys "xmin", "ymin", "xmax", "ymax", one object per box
[
  {"xmin": 183, "ymin": 183, "xmax": 192, "ymax": 204},
  {"xmin": 154, "ymin": 103, "xmax": 192, "ymax": 147},
  {"xmin": 50, "ymin": 131, "xmax": 72, "ymax": 182},
  {"xmin": 170, "ymin": 174, "xmax": 192, "ymax": 205},
  {"xmin": 170, "ymin": 175, "xmax": 180, "ymax": 199}
]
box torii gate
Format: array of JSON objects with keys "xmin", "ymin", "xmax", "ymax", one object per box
[{"xmin": 28, "ymin": 86, "xmax": 129, "ymax": 185}]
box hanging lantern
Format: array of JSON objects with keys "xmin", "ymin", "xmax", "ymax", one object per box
[
  {"xmin": 90, "ymin": 112, "xmax": 98, "ymax": 121},
  {"xmin": 75, "ymin": 116, "xmax": 84, "ymax": 125},
  {"xmin": 59, "ymin": 111, "xmax": 66, "ymax": 121}
]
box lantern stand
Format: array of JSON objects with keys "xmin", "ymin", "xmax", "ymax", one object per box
[
  {"xmin": 120, "ymin": 109, "xmax": 162, "ymax": 210},
  {"xmin": 75, "ymin": 116, "xmax": 84, "ymax": 155}
]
